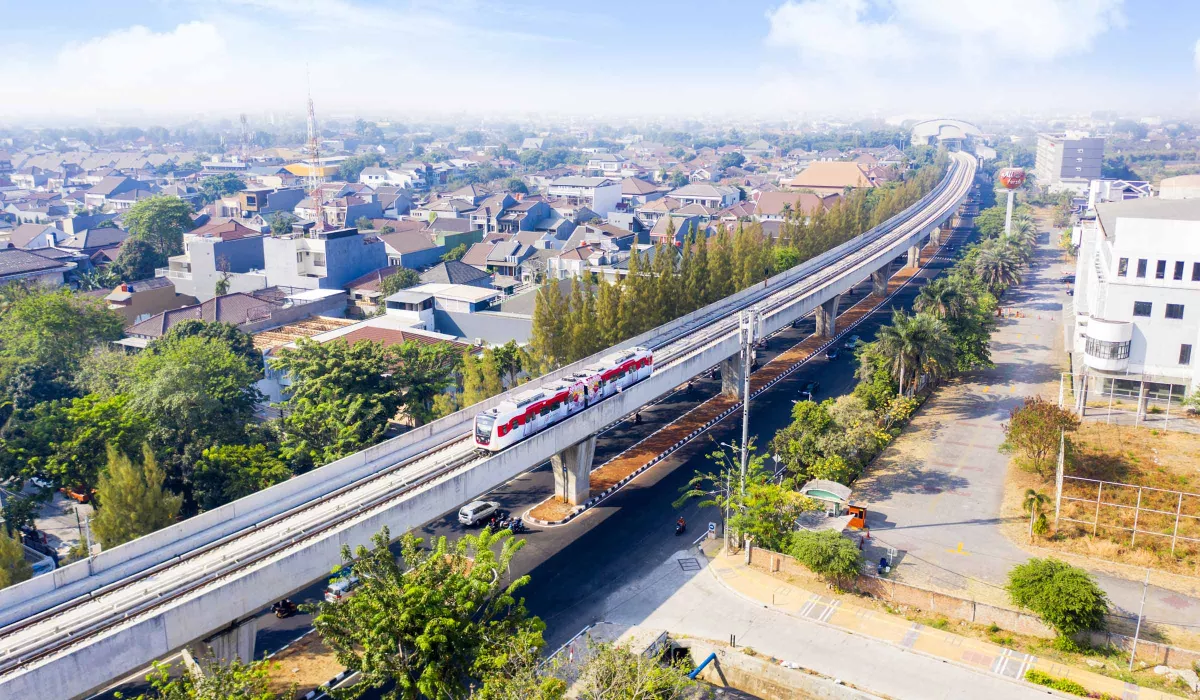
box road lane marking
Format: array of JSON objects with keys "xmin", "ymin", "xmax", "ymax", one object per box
[{"xmin": 947, "ymin": 542, "xmax": 970, "ymax": 556}]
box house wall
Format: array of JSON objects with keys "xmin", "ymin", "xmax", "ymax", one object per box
[
  {"xmin": 432, "ymin": 310, "xmax": 531, "ymax": 344},
  {"xmin": 111, "ymin": 286, "xmax": 197, "ymax": 326},
  {"xmin": 394, "ymin": 245, "xmax": 445, "ymax": 269},
  {"xmin": 175, "ymin": 236, "xmax": 266, "ymax": 302}
]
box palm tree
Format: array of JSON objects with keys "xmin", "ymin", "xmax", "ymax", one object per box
[
  {"xmin": 1023, "ymin": 489, "xmax": 1051, "ymax": 541},
  {"xmin": 975, "ymin": 241, "xmax": 1023, "ymax": 295},
  {"xmin": 915, "ymin": 278, "xmax": 966, "ymax": 322},
  {"xmin": 873, "ymin": 311, "xmax": 956, "ymax": 396}
]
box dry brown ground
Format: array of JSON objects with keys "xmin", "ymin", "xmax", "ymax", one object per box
[{"xmin": 264, "ymin": 632, "xmax": 344, "ymax": 699}]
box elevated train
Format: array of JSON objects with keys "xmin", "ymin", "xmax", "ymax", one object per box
[{"xmin": 474, "ymin": 347, "xmax": 654, "ymax": 451}]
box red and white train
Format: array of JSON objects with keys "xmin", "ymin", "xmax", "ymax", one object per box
[{"xmin": 474, "ymin": 346, "xmax": 654, "ymax": 451}]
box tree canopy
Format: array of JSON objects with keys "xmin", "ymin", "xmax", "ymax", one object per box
[
  {"xmin": 91, "ymin": 445, "xmax": 182, "ymax": 549},
  {"xmin": 1007, "ymin": 558, "xmax": 1108, "ymax": 640}
]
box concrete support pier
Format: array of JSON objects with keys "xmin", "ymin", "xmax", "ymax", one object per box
[
  {"xmin": 815, "ymin": 295, "xmax": 840, "ymax": 338},
  {"xmin": 1137, "ymin": 381, "xmax": 1149, "ymax": 420},
  {"xmin": 199, "ymin": 618, "xmax": 257, "ymax": 666},
  {"xmin": 907, "ymin": 243, "xmax": 922, "ymax": 268},
  {"xmin": 552, "ymin": 435, "xmax": 596, "ymax": 505},
  {"xmin": 720, "ymin": 354, "xmax": 747, "ymax": 398},
  {"xmin": 871, "ymin": 269, "xmax": 889, "ymax": 297},
  {"xmin": 931, "ymin": 226, "xmax": 942, "ymax": 246}
]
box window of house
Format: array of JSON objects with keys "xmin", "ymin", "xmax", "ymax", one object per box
[
  {"xmin": 1137, "ymin": 259, "xmax": 1147, "ymax": 278},
  {"xmin": 1176, "ymin": 261, "xmax": 1186, "ymax": 281},
  {"xmin": 1183, "ymin": 345, "xmax": 1193, "ymax": 366},
  {"xmin": 1166, "ymin": 304, "xmax": 1185, "ymax": 319},
  {"xmin": 1118, "ymin": 258, "xmax": 1128, "ymax": 276},
  {"xmin": 296, "ymin": 252, "xmax": 303, "ymax": 263},
  {"xmin": 313, "ymin": 253, "xmax": 326, "ymax": 267},
  {"xmin": 1156, "ymin": 260, "xmax": 1167, "ymax": 279},
  {"xmin": 1133, "ymin": 301, "xmax": 1153, "ymax": 317}
]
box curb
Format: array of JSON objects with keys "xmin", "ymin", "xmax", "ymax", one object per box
[{"xmin": 526, "ymin": 236, "xmax": 956, "ymax": 528}]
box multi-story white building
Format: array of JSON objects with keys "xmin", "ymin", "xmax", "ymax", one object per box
[
  {"xmin": 1071, "ymin": 198, "xmax": 1200, "ymax": 407},
  {"xmin": 546, "ymin": 177, "xmax": 621, "ymax": 216},
  {"xmin": 1035, "ymin": 132, "xmax": 1104, "ymax": 194}
]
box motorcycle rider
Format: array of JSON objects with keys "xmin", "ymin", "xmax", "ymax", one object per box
[{"xmin": 676, "ymin": 516, "xmax": 686, "ymax": 532}]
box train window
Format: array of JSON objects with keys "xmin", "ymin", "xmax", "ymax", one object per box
[
  {"xmin": 498, "ymin": 424, "xmax": 509, "ymax": 436},
  {"xmin": 510, "ymin": 419, "xmax": 520, "ymax": 429}
]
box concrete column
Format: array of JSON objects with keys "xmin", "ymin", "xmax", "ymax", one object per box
[
  {"xmin": 1074, "ymin": 371, "xmax": 1089, "ymax": 415},
  {"xmin": 871, "ymin": 269, "xmax": 889, "ymax": 297},
  {"xmin": 931, "ymin": 227, "xmax": 942, "ymax": 246},
  {"xmin": 907, "ymin": 243, "xmax": 922, "ymax": 268},
  {"xmin": 720, "ymin": 353, "xmax": 747, "ymax": 398},
  {"xmin": 815, "ymin": 295, "xmax": 840, "ymax": 338},
  {"xmin": 1137, "ymin": 380, "xmax": 1149, "ymax": 421},
  {"xmin": 552, "ymin": 434, "xmax": 596, "ymax": 505},
  {"xmin": 200, "ymin": 618, "xmax": 258, "ymax": 666}
]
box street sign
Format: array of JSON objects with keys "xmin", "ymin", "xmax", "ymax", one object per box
[{"xmin": 708, "ymin": 522, "xmax": 716, "ymax": 532}]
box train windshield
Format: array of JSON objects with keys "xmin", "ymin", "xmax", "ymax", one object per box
[{"xmin": 475, "ymin": 414, "xmax": 496, "ymax": 439}]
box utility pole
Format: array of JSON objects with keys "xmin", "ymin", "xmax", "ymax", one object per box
[
  {"xmin": 738, "ymin": 310, "xmax": 755, "ymax": 493},
  {"xmin": 1129, "ymin": 568, "xmax": 1149, "ymax": 671}
]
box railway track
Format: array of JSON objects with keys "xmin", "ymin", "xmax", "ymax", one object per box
[{"xmin": 0, "ymin": 152, "xmax": 974, "ymax": 683}]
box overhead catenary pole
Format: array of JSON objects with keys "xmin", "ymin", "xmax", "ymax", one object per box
[{"xmin": 739, "ymin": 311, "xmax": 755, "ymax": 497}]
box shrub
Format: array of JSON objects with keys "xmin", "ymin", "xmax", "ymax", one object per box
[
  {"xmin": 789, "ymin": 530, "xmax": 862, "ymax": 587},
  {"xmin": 1024, "ymin": 669, "xmax": 1089, "ymax": 696},
  {"xmin": 1007, "ymin": 558, "xmax": 1108, "ymax": 640},
  {"xmin": 1003, "ymin": 397, "xmax": 1080, "ymax": 476}
]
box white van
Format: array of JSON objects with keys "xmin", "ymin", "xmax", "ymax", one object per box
[{"xmin": 458, "ymin": 500, "xmax": 500, "ymax": 526}]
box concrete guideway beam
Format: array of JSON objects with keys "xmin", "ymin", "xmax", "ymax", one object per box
[
  {"xmin": 551, "ymin": 435, "xmax": 596, "ymax": 506},
  {"xmin": 814, "ymin": 295, "xmax": 840, "ymax": 338}
]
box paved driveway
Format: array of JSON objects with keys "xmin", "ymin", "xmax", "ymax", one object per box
[{"xmin": 856, "ymin": 233, "xmax": 1200, "ymax": 636}]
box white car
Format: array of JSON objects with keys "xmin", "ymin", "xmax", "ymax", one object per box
[
  {"xmin": 843, "ymin": 335, "xmax": 862, "ymax": 349},
  {"xmin": 324, "ymin": 575, "xmax": 360, "ymax": 603},
  {"xmin": 458, "ymin": 500, "xmax": 501, "ymax": 526}
]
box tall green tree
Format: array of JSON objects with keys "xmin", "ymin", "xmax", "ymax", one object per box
[
  {"xmin": 115, "ymin": 195, "xmax": 195, "ymax": 276},
  {"xmin": 310, "ymin": 527, "xmax": 545, "ymax": 700},
  {"xmin": 870, "ymin": 310, "xmax": 955, "ymax": 396},
  {"xmin": 192, "ymin": 444, "xmax": 291, "ymax": 511},
  {"xmin": 129, "ymin": 657, "xmax": 285, "ymax": 700},
  {"xmin": 0, "ymin": 287, "xmax": 124, "ymax": 387},
  {"xmin": 0, "ymin": 530, "xmax": 32, "ymax": 588},
  {"xmin": 91, "ymin": 445, "xmax": 182, "ymax": 549},
  {"xmin": 790, "ymin": 530, "xmax": 862, "ymax": 588},
  {"xmin": 280, "ymin": 395, "xmax": 390, "ymax": 471},
  {"xmin": 47, "ymin": 394, "xmax": 152, "ymax": 493}
]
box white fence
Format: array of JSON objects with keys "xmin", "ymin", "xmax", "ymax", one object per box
[{"xmin": 1057, "ymin": 371, "xmax": 1199, "ymax": 433}]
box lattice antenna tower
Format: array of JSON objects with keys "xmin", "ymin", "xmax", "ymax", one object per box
[{"xmin": 306, "ymin": 71, "xmax": 324, "ymax": 227}]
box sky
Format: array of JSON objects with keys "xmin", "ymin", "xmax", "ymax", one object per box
[{"xmin": 1, "ymin": 0, "xmax": 1199, "ymax": 124}]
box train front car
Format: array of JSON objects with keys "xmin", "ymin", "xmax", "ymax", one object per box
[{"xmin": 472, "ymin": 346, "xmax": 653, "ymax": 452}]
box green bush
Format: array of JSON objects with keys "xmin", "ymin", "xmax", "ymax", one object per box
[
  {"xmin": 789, "ymin": 530, "xmax": 862, "ymax": 586},
  {"xmin": 1024, "ymin": 669, "xmax": 1089, "ymax": 696},
  {"xmin": 1007, "ymin": 558, "xmax": 1108, "ymax": 639}
]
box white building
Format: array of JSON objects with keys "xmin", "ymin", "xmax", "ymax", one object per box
[
  {"xmin": 546, "ymin": 177, "xmax": 622, "ymax": 216},
  {"xmin": 1159, "ymin": 174, "xmax": 1200, "ymax": 201},
  {"xmin": 1035, "ymin": 132, "xmax": 1104, "ymax": 194},
  {"xmin": 1071, "ymin": 198, "xmax": 1200, "ymax": 407}
]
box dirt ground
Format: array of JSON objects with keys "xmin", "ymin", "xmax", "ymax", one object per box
[
  {"xmin": 264, "ymin": 632, "xmax": 345, "ymax": 699},
  {"xmin": 529, "ymin": 496, "xmax": 575, "ymax": 522}
]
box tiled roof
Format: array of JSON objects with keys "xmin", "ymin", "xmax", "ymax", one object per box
[
  {"xmin": 419, "ymin": 260, "xmax": 493, "ymax": 286},
  {"xmin": 0, "ymin": 248, "xmax": 70, "ymax": 277},
  {"xmin": 190, "ymin": 219, "xmax": 260, "ymax": 241},
  {"xmin": 127, "ymin": 292, "xmax": 281, "ymax": 339},
  {"xmin": 334, "ymin": 325, "xmax": 469, "ymax": 351}
]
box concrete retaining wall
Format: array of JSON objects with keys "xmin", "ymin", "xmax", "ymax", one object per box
[
  {"xmin": 683, "ymin": 639, "xmax": 885, "ymax": 700},
  {"xmin": 748, "ymin": 546, "xmax": 1200, "ymax": 665},
  {"xmin": 746, "ymin": 547, "xmax": 1055, "ymax": 639}
]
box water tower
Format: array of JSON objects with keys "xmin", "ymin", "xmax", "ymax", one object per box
[{"xmin": 998, "ymin": 167, "xmax": 1026, "ymax": 236}]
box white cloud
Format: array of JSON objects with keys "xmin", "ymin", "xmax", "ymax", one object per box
[{"xmin": 761, "ymin": 0, "xmax": 1128, "ymax": 113}]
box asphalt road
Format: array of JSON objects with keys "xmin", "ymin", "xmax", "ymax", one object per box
[{"xmin": 89, "ymin": 242, "xmax": 965, "ymax": 698}]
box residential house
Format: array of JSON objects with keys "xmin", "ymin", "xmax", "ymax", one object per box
[
  {"xmin": 83, "ymin": 176, "xmax": 148, "ymax": 210},
  {"xmin": 263, "ymin": 227, "xmax": 388, "ymax": 292},
  {"xmin": 376, "ymin": 225, "xmax": 445, "ymax": 268},
  {"xmin": 619, "ymin": 177, "xmax": 663, "ymax": 210},
  {"xmin": 104, "ymin": 277, "xmax": 198, "ymax": 325},
  {"xmin": 546, "ymin": 177, "xmax": 621, "ymax": 216},
  {"xmin": 634, "ymin": 197, "xmax": 681, "ymax": 227},
  {"xmin": 419, "ymin": 260, "xmax": 494, "ymax": 288},
  {"xmin": 7, "ymin": 223, "xmax": 62, "ymax": 250},
  {"xmin": 0, "ymin": 248, "xmax": 75, "ymax": 286},
  {"xmin": 753, "ymin": 191, "xmax": 840, "ymax": 222},
  {"xmin": 666, "ymin": 183, "xmax": 739, "ymax": 209},
  {"xmin": 158, "ymin": 220, "xmax": 268, "ymax": 301},
  {"xmin": 786, "ymin": 162, "xmax": 876, "ymax": 196},
  {"xmin": 383, "ymin": 282, "xmax": 504, "ymax": 333},
  {"xmin": 469, "ymin": 193, "xmax": 518, "ymax": 234}
]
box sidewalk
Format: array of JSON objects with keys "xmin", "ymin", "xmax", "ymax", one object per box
[
  {"xmin": 705, "ymin": 547, "xmax": 1177, "ymax": 700},
  {"xmin": 591, "ymin": 546, "xmax": 1070, "ymax": 700}
]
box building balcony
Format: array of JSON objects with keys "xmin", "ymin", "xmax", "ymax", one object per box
[
  {"xmin": 1082, "ymin": 317, "xmax": 1133, "ymax": 372},
  {"xmin": 155, "ymin": 267, "xmax": 193, "ymax": 281}
]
